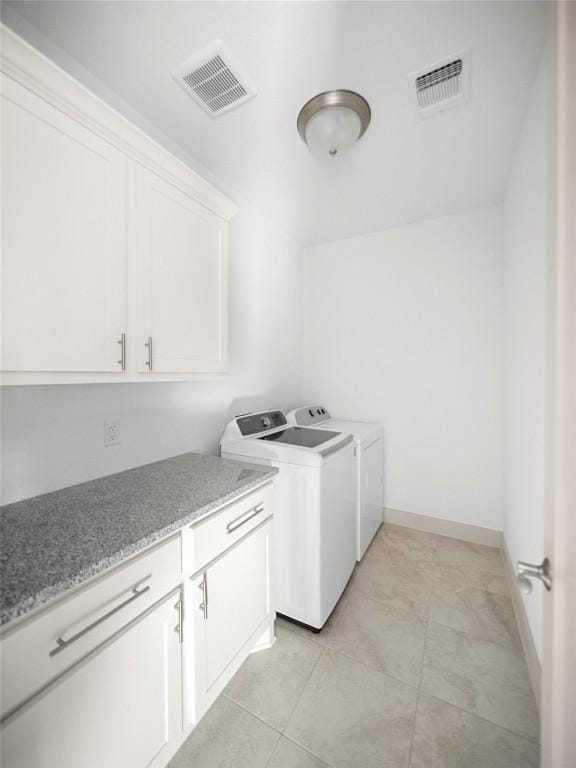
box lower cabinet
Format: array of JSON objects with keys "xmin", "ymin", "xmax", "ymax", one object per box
[
  {"xmin": 0, "ymin": 483, "xmax": 275, "ymax": 768},
  {"xmin": 1, "ymin": 592, "xmax": 182, "ymax": 768},
  {"xmin": 185, "ymin": 518, "xmax": 273, "ymax": 726}
]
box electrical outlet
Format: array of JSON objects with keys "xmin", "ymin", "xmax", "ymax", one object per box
[{"xmin": 104, "ymin": 420, "xmax": 121, "ymax": 447}]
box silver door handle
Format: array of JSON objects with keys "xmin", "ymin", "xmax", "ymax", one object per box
[
  {"xmin": 117, "ymin": 333, "xmax": 126, "ymax": 370},
  {"xmin": 198, "ymin": 572, "xmax": 208, "ymax": 619},
  {"xmin": 145, "ymin": 336, "xmax": 153, "ymax": 370},
  {"xmin": 226, "ymin": 504, "xmax": 264, "ymax": 533},
  {"xmin": 49, "ymin": 576, "xmax": 152, "ymax": 657},
  {"xmin": 517, "ymin": 558, "xmax": 552, "ymax": 593}
]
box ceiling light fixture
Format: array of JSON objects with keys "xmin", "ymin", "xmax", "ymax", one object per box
[{"xmin": 297, "ymin": 90, "xmax": 371, "ymax": 159}]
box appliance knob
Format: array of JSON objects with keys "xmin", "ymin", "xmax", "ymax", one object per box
[{"xmin": 261, "ymin": 416, "xmax": 271, "ymax": 429}]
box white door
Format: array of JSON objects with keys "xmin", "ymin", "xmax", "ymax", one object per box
[
  {"xmin": 359, "ymin": 437, "xmax": 384, "ymax": 559},
  {"xmin": 0, "ymin": 593, "xmax": 182, "ymax": 768},
  {"xmin": 1, "ymin": 76, "xmax": 126, "ymax": 373},
  {"xmin": 185, "ymin": 521, "xmax": 272, "ymax": 725},
  {"xmin": 541, "ymin": 4, "xmax": 576, "ymax": 766},
  {"xmin": 136, "ymin": 166, "xmax": 227, "ymax": 373}
]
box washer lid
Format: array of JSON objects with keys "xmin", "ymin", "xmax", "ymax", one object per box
[{"xmin": 257, "ymin": 426, "xmax": 341, "ymax": 448}]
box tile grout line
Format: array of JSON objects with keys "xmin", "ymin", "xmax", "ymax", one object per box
[
  {"xmin": 267, "ymin": 733, "xmax": 335, "ymax": 768},
  {"xmin": 279, "ymin": 615, "xmax": 426, "ymax": 693},
  {"xmin": 270, "ymin": 646, "xmax": 338, "ymax": 768},
  {"xmin": 281, "ymin": 644, "xmax": 327, "ymax": 734},
  {"xmin": 345, "ymin": 580, "xmax": 431, "ymax": 621},
  {"xmin": 427, "ymin": 615, "xmax": 524, "ymax": 655},
  {"xmin": 423, "ymin": 691, "xmax": 541, "ymax": 746},
  {"xmin": 321, "ymin": 645, "xmax": 420, "ymax": 692},
  {"xmin": 221, "ymin": 692, "xmax": 284, "ymax": 737},
  {"xmin": 425, "ymin": 615, "xmax": 534, "ymax": 671},
  {"xmin": 406, "ymin": 553, "xmax": 437, "ymax": 767}
]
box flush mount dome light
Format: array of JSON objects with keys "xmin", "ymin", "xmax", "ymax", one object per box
[{"xmin": 297, "ymin": 90, "xmax": 371, "ymax": 158}]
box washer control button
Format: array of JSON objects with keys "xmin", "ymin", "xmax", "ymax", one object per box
[{"xmin": 260, "ymin": 416, "xmax": 272, "ymax": 430}]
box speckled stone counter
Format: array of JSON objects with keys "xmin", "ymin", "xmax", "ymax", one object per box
[{"xmin": 0, "ymin": 453, "xmax": 277, "ymax": 628}]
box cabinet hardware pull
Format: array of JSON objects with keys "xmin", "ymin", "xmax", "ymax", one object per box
[
  {"xmin": 144, "ymin": 336, "xmax": 153, "ymax": 370},
  {"xmin": 49, "ymin": 576, "xmax": 152, "ymax": 658},
  {"xmin": 226, "ymin": 504, "xmax": 264, "ymax": 534},
  {"xmin": 174, "ymin": 597, "xmax": 183, "ymax": 643},
  {"xmin": 198, "ymin": 572, "xmax": 208, "ymax": 619},
  {"xmin": 117, "ymin": 333, "xmax": 126, "ymax": 370}
]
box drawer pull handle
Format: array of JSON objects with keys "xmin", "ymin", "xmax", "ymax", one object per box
[
  {"xmin": 49, "ymin": 576, "xmax": 152, "ymax": 658},
  {"xmin": 226, "ymin": 504, "xmax": 264, "ymax": 534}
]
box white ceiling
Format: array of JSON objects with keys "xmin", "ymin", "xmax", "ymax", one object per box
[{"xmin": 2, "ymin": 1, "xmax": 546, "ymax": 246}]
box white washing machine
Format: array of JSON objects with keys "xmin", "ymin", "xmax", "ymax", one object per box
[
  {"xmin": 220, "ymin": 409, "xmax": 355, "ymax": 631},
  {"xmin": 287, "ymin": 406, "xmax": 384, "ymax": 561}
]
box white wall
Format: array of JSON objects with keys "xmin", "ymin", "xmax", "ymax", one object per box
[
  {"xmin": 301, "ymin": 206, "xmax": 505, "ymax": 531},
  {"xmin": 503, "ymin": 51, "xmax": 548, "ymax": 660},
  {"xmin": 0, "ymin": 200, "xmax": 302, "ymax": 505}
]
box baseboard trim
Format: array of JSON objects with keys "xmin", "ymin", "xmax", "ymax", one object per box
[
  {"xmin": 383, "ymin": 507, "xmax": 501, "ymax": 548},
  {"xmin": 500, "ymin": 533, "xmax": 542, "ymax": 709}
]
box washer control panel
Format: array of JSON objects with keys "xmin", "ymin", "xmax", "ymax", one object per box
[
  {"xmin": 291, "ymin": 406, "xmax": 331, "ymax": 426},
  {"xmin": 237, "ymin": 410, "xmax": 288, "ymax": 436}
]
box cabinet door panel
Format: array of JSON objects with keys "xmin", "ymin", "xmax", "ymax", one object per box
[
  {"xmin": 1, "ymin": 76, "xmax": 126, "ymax": 372},
  {"xmin": 186, "ymin": 521, "xmax": 272, "ymax": 725},
  {"xmin": 204, "ymin": 525, "xmax": 270, "ymax": 688},
  {"xmin": 136, "ymin": 167, "xmax": 227, "ymax": 373},
  {"xmin": 1, "ymin": 594, "xmax": 182, "ymax": 768}
]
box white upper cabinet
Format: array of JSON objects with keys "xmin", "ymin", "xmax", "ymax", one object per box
[
  {"xmin": 1, "ymin": 76, "xmax": 127, "ymax": 373},
  {"xmin": 136, "ymin": 166, "xmax": 228, "ymax": 373},
  {"xmin": 0, "ymin": 25, "xmax": 236, "ymax": 384}
]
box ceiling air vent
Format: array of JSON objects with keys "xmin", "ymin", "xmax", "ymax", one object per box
[
  {"xmin": 173, "ymin": 41, "xmax": 256, "ymax": 117},
  {"xmin": 408, "ymin": 50, "xmax": 469, "ymax": 120}
]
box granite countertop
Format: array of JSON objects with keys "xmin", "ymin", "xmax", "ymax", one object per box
[{"xmin": 0, "ymin": 453, "xmax": 277, "ymax": 628}]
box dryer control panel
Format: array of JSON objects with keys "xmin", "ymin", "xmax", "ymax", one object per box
[{"xmin": 291, "ymin": 406, "xmax": 332, "ymax": 426}]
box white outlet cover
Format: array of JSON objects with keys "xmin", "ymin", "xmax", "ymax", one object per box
[{"xmin": 104, "ymin": 419, "xmax": 121, "ymax": 447}]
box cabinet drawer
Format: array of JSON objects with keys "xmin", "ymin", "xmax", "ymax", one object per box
[
  {"xmin": 183, "ymin": 483, "xmax": 273, "ymax": 574},
  {"xmin": 0, "ymin": 534, "xmax": 181, "ymax": 721}
]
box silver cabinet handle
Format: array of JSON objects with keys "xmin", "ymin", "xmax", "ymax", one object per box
[
  {"xmin": 517, "ymin": 558, "xmax": 552, "ymax": 593},
  {"xmin": 145, "ymin": 336, "xmax": 153, "ymax": 370},
  {"xmin": 198, "ymin": 572, "xmax": 208, "ymax": 619},
  {"xmin": 174, "ymin": 595, "xmax": 183, "ymax": 643},
  {"xmin": 49, "ymin": 576, "xmax": 152, "ymax": 658},
  {"xmin": 117, "ymin": 333, "xmax": 126, "ymax": 370},
  {"xmin": 226, "ymin": 503, "xmax": 264, "ymax": 533}
]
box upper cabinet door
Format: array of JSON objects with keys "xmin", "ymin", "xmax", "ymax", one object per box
[
  {"xmin": 1, "ymin": 76, "xmax": 127, "ymax": 373},
  {"xmin": 136, "ymin": 166, "xmax": 228, "ymax": 373}
]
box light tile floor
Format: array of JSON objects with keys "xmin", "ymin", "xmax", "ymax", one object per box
[{"xmin": 168, "ymin": 524, "xmax": 540, "ymax": 768}]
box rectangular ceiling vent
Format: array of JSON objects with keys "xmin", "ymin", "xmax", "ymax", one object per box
[
  {"xmin": 173, "ymin": 41, "xmax": 256, "ymax": 117},
  {"xmin": 408, "ymin": 50, "xmax": 469, "ymax": 120}
]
